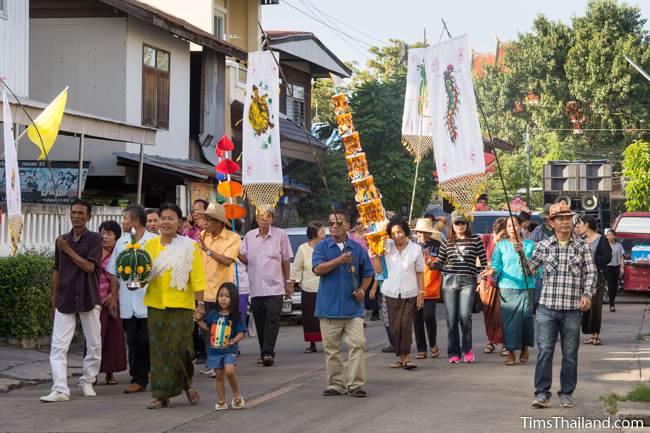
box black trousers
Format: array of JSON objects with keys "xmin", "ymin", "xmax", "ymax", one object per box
[
  {"xmin": 414, "ymin": 299, "xmax": 437, "ymax": 352},
  {"xmin": 251, "ymin": 295, "xmax": 283, "ymax": 357},
  {"xmin": 123, "ymin": 317, "xmax": 150, "ymax": 387},
  {"xmin": 605, "ymin": 266, "xmax": 621, "ymax": 307}
]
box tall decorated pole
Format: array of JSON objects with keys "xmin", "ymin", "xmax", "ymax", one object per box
[
  {"xmin": 241, "ymin": 51, "xmax": 283, "ymax": 214},
  {"xmin": 425, "ymin": 35, "xmax": 487, "ymax": 216},
  {"xmin": 214, "ymin": 134, "xmax": 246, "ymax": 288},
  {"xmin": 330, "ymin": 80, "xmax": 388, "ymax": 256}
]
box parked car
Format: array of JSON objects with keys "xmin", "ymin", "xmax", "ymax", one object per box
[
  {"xmin": 283, "ymin": 226, "xmax": 330, "ymax": 317},
  {"xmin": 610, "ymin": 212, "xmax": 650, "ymax": 293},
  {"xmin": 470, "ymin": 211, "xmax": 543, "ymax": 235}
]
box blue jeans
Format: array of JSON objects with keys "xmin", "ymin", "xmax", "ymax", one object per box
[
  {"xmin": 442, "ymin": 274, "xmax": 475, "ymax": 357},
  {"xmin": 534, "ymin": 305, "xmax": 581, "ymax": 398}
]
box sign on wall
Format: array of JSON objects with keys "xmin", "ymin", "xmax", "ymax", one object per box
[{"xmin": 0, "ymin": 161, "xmax": 89, "ymax": 204}]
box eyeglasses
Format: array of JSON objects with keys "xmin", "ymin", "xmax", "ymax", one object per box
[
  {"xmin": 328, "ymin": 221, "xmax": 344, "ymax": 227},
  {"xmin": 453, "ymin": 221, "xmax": 468, "ymax": 226}
]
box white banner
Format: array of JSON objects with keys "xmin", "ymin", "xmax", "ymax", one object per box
[
  {"xmin": 426, "ymin": 35, "xmax": 485, "ymax": 182},
  {"xmin": 242, "ymin": 51, "xmax": 282, "ymax": 187},
  {"xmin": 3, "ymin": 91, "xmax": 21, "ymax": 218},
  {"xmin": 402, "ymin": 47, "xmax": 433, "ymax": 157}
]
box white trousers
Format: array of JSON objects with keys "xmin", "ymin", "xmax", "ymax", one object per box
[{"xmin": 50, "ymin": 306, "xmax": 102, "ymax": 395}]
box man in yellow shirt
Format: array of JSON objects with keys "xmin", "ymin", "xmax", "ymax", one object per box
[{"xmin": 195, "ymin": 203, "xmax": 241, "ymax": 376}]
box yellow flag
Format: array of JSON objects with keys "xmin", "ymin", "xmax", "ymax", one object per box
[{"xmin": 27, "ymin": 87, "xmax": 68, "ymax": 160}]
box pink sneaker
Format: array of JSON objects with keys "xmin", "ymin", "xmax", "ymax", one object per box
[
  {"xmin": 463, "ymin": 350, "xmax": 475, "ymax": 363},
  {"xmin": 448, "ymin": 356, "xmax": 461, "ymax": 364}
]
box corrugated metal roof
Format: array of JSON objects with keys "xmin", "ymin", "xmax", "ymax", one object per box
[
  {"xmin": 265, "ymin": 30, "xmax": 352, "ymax": 78},
  {"xmin": 98, "ymin": 0, "xmax": 247, "ymax": 60}
]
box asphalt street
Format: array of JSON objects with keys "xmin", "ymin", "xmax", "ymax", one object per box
[{"xmin": 1, "ymin": 293, "xmax": 649, "ymax": 433}]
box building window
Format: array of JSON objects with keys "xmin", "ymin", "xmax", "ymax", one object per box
[
  {"xmin": 214, "ymin": 11, "xmax": 225, "ymax": 40},
  {"xmin": 286, "ymin": 83, "xmax": 305, "ymax": 126},
  {"xmin": 142, "ymin": 44, "xmax": 170, "ymax": 129},
  {"xmin": 238, "ymin": 66, "xmax": 247, "ymax": 84}
]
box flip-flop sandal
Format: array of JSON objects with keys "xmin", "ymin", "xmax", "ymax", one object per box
[
  {"xmin": 431, "ymin": 347, "xmax": 440, "ymax": 358},
  {"xmin": 583, "ymin": 338, "xmax": 594, "ymax": 344},
  {"xmin": 483, "ymin": 343, "xmax": 495, "ymax": 353},
  {"xmin": 304, "ymin": 346, "xmax": 316, "ymax": 353},
  {"xmin": 403, "ymin": 361, "xmax": 418, "ymax": 370},
  {"xmin": 185, "ymin": 388, "xmax": 200, "ymax": 405},
  {"xmin": 106, "ymin": 377, "xmax": 119, "ymax": 385},
  {"xmin": 416, "ymin": 352, "xmax": 427, "ymax": 359},
  {"xmin": 389, "ymin": 361, "xmax": 403, "ymax": 368},
  {"xmin": 593, "ymin": 338, "xmax": 602, "ymax": 346}
]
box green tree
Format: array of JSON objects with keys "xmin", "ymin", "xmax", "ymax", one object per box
[
  {"xmin": 296, "ymin": 40, "xmax": 435, "ymax": 222},
  {"xmin": 475, "ymin": 0, "xmax": 650, "ymax": 208},
  {"xmin": 622, "ymin": 140, "xmax": 650, "ymax": 211}
]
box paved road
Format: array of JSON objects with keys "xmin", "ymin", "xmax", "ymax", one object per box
[{"xmin": 1, "ymin": 293, "xmax": 649, "ymax": 433}]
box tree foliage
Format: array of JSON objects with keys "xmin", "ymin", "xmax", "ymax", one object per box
[
  {"xmin": 476, "ymin": 0, "xmax": 650, "ymax": 208},
  {"xmin": 622, "ymin": 140, "xmax": 650, "ymax": 212},
  {"xmin": 295, "ymin": 40, "xmax": 434, "ymax": 222}
]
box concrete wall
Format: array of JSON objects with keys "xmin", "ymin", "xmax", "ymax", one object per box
[
  {"xmin": 228, "ymin": 0, "xmax": 260, "ymax": 52},
  {"xmin": 124, "ymin": 16, "xmax": 190, "ymax": 160},
  {"xmin": 27, "ymin": 17, "xmax": 128, "ymax": 176},
  {"xmin": 0, "ymin": 0, "xmax": 29, "ymax": 98}
]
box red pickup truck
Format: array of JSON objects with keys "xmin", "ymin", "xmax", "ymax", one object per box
[{"xmin": 611, "ymin": 212, "xmax": 650, "ymax": 292}]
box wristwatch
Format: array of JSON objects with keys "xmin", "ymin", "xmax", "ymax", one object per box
[
  {"xmin": 285, "ymin": 279, "xmax": 293, "ymax": 284},
  {"xmin": 206, "ymin": 250, "xmax": 213, "ymax": 257}
]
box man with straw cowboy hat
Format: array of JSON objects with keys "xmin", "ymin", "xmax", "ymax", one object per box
[
  {"xmin": 517, "ymin": 202, "xmax": 597, "ymax": 409},
  {"xmin": 195, "ymin": 203, "xmax": 241, "ymax": 376},
  {"xmin": 412, "ymin": 218, "xmax": 443, "ymax": 359}
]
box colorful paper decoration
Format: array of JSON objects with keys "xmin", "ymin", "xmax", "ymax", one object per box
[
  {"xmin": 214, "ymin": 134, "xmax": 246, "ymax": 222},
  {"xmin": 331, "ymin": 88, "xmax": 388, "ymax": 256}
]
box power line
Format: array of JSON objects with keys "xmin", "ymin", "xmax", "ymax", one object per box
[
  {"xmin": 297, "ymin": 0, "xmax": 371, "ymax": 55},
  {"xmin": 281, "ymin": 0, "xmax": 370, "ymax": 59},
  {"xmin": 301, "ymin": 0, "xmax": 388, "ymax": 46}
]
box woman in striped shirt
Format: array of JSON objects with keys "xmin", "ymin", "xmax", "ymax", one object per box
[{"xmin": 434, "ymin": 211, "xmax": 487, "ymax": 363}]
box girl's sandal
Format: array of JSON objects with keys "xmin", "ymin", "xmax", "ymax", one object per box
[
  {"xmin": 403, "ymin": 361, "xmax": 418, "ymax": 370},
  {"xmin": 231, "ymin": 396, "xmax": 246, "ymax": 410},
  {"xmin": 483, "ymin": 343, "xmax": 495, "ymax": 353},
  {"xmin": 431, "ymin": 346, "xmax": 440, "ymax": 358},
  {"xmin": 389, "ymin": 361, "xmax": 403, "ymax": 368},
  {"xmin": 583, "ymin": 337, "xmax": 594, "ymax": 344},
  {"xmin": 147, "ymin": 399, "xmax": 169, "ymax": 409},
  {"xmin": 416, "ymin": 352, "xmax": 427, "ymax": 359},
  {"xmin": 214, "ymin": 400, "xmax": 228, "ymax": 411},
  {"xmin": 185, "ymin": 388, "xmax": 200, "ymax": 405},
  {"xmin": 106, "ymin": 374, "xmax": 118, "ymax": 385},
  {"xmin": 593, "ymin": 337, "xmax": 602, "ymax": 346}
]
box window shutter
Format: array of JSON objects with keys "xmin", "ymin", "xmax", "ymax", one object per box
[
  {"xmin": 157, "ymin": 70, "xmax": 170, "ymax": 129},
  {"xmin": 142, "ymin": 66, "xmax": 157, "ymax": 127}
]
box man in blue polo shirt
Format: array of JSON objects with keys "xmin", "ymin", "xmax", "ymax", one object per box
[{"xmin": 313, "ymin": 209, "xmax": 373, "ymax": 398}]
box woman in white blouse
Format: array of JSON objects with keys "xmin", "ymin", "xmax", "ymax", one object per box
[
  {"xmin": 291, "ymin": 221, "xmax": 326, "ymax": 353},
  {"xmin": 373, "ymin": 218, "xmax": 424, "ymax": 369}
]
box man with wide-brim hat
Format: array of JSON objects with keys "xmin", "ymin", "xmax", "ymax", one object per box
[
  {"xmin": 518, "ymin": 201, "xmax": 597, "ymax": 409},
  {"xmin": 412, "ymin": 218, "xmax": 443, "ymax": 359},
  {"xmin": 195, "ymin": 203, "xmax": 241, "ymax": 375}
]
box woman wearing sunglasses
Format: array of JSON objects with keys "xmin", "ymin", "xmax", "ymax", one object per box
[{"xmin": 433, "ymin": 211, "xmax": 487, "ymax": 364}]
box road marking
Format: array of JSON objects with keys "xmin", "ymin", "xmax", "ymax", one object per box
[{"xmin": 246, "ymin": 383, "xmax": 303, "ymax": 408}]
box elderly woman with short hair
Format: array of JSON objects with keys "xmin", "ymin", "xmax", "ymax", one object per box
[{"xmin": 373, "ymin": 218, "xmax": 425, "ymax": 370}]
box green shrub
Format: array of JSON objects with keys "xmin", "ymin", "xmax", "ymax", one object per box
[{"xmin": 0, "ymin": 253, "xmax": 54, "ymax": 339}]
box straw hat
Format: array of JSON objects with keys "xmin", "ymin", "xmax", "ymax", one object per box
[
  {"xmin": 548, "ymin": 202, "xmax": 575, "ymax": 220},
  {"xmin": 413, "ymin": 218, "xmax": 435, "ymax": 234},
  {"xmin": 196, "ymin": 203, "xmax": 231, "ymax": 227}
]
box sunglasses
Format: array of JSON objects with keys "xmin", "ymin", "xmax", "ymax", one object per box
[
  {"xmin": 328, "ymin": 221, "xmax": 344, "ymax": 227},
  {"xmin": 453, "ymin": 221, "xmax": 468, "ymax": 226}
]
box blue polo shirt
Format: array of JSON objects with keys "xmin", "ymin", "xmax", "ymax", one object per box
[{"xmin": 312, "ymin": 237, "xmax": 373, "ymax": 319}]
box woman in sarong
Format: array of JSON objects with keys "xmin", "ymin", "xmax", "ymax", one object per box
[
  {"xmin": 480, "ymin": 218, "xmax": 507, "ymax": 355},
  {"xmin": 144, "ymin": 203, "xmax": 207, "ymax": 409}
]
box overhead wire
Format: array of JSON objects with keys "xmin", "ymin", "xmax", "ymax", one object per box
[
  {"xmin": 298, "ymin": 0, "xmax": 373, "ymax": 56},
  {"xmin": 281, "ymin": 0, "xmax": 370, "ymax": 59},
  {"xmin": 300, "ymin": 0, "xmax": 389, "ymax": 46}
]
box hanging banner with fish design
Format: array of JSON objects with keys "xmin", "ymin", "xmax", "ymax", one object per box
[
  {"xmin": 402, "ymin": 47, "xmax": 433, "ymax": 161},
  {"xmin": 425, "ymin": 34, "xmax": 486, "ymax": 214},
  {"xmin": 242, "ymin": 51, "xmax": 283, "ymax": 212}
]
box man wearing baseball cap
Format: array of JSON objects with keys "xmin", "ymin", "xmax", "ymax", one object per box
[{"xmin": 516, "ymin": 202, "xmax": 597, "ymax": 409}]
